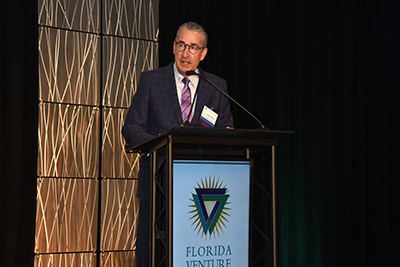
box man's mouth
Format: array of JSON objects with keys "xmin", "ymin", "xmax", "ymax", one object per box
[{"xmin": 180, "ymin": 59, "xmax": 191, "ymax": 66}]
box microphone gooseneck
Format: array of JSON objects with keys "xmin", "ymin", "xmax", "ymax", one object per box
[{"xmin": 185, "ymin": 70, "xmax": 266, "ymax": 129}]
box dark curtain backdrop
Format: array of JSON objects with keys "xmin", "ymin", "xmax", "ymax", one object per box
[
  {"xmin": 160, "ymin": 1, "xmax": 399, "ymax": 266},
  {"xmin": 1, "ymin": 1, "xmax": 38, "ymax": 266}
]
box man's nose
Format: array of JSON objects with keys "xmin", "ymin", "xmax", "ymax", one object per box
[{"xmin": 182, "ymin": 46, "xmax": 190, "ymax": 57}]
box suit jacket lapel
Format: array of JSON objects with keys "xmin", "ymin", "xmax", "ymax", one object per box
[
  {"xmin": 191, "ymin": 81, "xmax": 204, "ymax": 124},
  {"xmin": 191, "ymin": 68, "xmax": 208, "ymax": 124},
  {"xmin": 164, "ymin": 63, "xmax": 183, "ymax": 124}
]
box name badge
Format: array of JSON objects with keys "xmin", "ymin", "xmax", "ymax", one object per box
[{"xmin": 199, "ymin": 105, "xmax": 218, "ymax": 128}]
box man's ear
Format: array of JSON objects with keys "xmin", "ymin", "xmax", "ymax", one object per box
[{"xmin": 200, "ymin": 47, "xmax": 208, "ymax": 61}]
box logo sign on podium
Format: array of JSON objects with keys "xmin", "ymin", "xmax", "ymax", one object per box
[{"xmin": 173, "ymin": 160, "xmax": 251, "ymax": 267}]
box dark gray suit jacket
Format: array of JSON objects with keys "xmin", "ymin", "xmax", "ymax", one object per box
[{"xmin": 122, "ymin": 62, "xmax": 233, "ymax": 200}]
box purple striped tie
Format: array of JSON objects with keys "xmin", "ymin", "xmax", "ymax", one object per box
[{"xmin": 181, "ymin": 77, "xmax": 192, "ymax": 122}]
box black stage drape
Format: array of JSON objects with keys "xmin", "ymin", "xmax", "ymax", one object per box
[
  {"xmin": 0, "ymin": 1, "xmax": 38, "ymax": 266},
  {"xmin": 160, "ymin": 1, "xmax": 400, "ymax": 266}
]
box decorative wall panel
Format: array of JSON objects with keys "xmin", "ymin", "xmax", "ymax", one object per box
[
  {"xmin": 38, "ymin": 0, "xmax": 100, "ymax": 33},
  {"xmin": 103, "ymin": 0, "xmax": 158, "ymax": 40},
  {"xmin": 101, "ymin": 251, "xmax": 135, "ymax": 267},
  {"xmin": 35, "ymin": 252, "xmax": 96, "ymax": 267},
  {"xmin": 35, "ymin": 178, "xmax": 98, "ymax": 253},
  {"xmin": 38, "ymin": 103, "xmax": 100, "ymax": 178},
  {"xmin": 103, "ymin": 36, "xmax": 158, "ymax": 108},
  {"xmin": 36, "ymin": 0, "xmax": 158, "ymax": 265},
  {"xmin": 102, "ymin": 107, "xmax": 140, "ymax": 178},
  {"xmin": 39, "ymin": 27, "xmax": 100, "ymax": 105},
  {"xmin": 101, "ymin": 179, "xmax": 138, "ymax": 251}
]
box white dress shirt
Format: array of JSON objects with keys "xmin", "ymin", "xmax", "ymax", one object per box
[{"xmin": 173, "ymin": 63, "xmax": 199, "ymax": 108}]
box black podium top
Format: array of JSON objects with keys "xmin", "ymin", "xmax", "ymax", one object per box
[{"xmin": 125, "ymin": 125, "xmax": 294, "ymax": 155}]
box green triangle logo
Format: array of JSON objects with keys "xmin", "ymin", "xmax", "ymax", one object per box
[{"xmin": 192, "ymin": 188, "xmax": 229, "ymax": 235}]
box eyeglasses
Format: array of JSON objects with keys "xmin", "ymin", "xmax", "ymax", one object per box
[{"xmin": 175, "ymin": 41, "xmax": 205, "ymax": 54}]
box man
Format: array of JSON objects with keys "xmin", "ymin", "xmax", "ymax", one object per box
[{"xmin": 122, "ymin": 21, "xmax": 233, "ymax": 266}]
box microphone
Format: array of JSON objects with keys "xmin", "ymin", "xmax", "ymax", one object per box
[
  {"xmin": 185, "ymin": 70, "xmax": 266, "ymax": 129},
  {"xmin": 186, "ymin": 70, "xmax": 198, "ymax": 76}
]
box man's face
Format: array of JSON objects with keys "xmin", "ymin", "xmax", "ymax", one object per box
[{"xmin": 173, "ymin": 29, "xmax": 208, "ymax": 77}]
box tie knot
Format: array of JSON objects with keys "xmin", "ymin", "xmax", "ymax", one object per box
[{"xmin": 182, "ymin": 77, "xmax": 190, "ymax": 85}]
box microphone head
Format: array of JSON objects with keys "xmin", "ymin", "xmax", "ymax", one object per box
[{"xmin": 185, "ymin": 70, "xmax": 198, "ymax": 76}]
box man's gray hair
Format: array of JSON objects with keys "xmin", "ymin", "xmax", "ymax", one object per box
[{"xmin": 175, "ymin": 21, "xmax": 208, "ymax": 47}]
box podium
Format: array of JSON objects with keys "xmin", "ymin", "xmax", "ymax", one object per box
[{"xmin": 126, "ymin": 125, "xmax": 293, "ymax": 267}]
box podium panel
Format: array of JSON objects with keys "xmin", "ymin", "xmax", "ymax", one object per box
[
  {"xmin": 126, "ymin": 125, "xmax": 294, "ymax": 267},
  {"xmin": 173, "ymin": 160, "xmax": 250, "ymax": 266}
]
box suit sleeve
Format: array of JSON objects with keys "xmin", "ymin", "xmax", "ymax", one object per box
[{"xmin": 122, "ymin": 72, "xmax": 154, "ymax": 145}]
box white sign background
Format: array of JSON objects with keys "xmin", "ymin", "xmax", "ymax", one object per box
[{"xmin": 173, "ymin": 160, "xmax": 250, "ymax": 267}]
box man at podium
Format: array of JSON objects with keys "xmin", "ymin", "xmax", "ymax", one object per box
[{"xmin": 122, "ymin": 21, "xmax": 233, "ymax": 267}]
